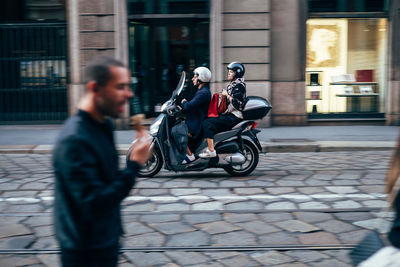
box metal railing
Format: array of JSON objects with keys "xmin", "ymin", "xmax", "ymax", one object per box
[{"xmin": 0, "ymin": 23, "xmax": 68, "ymax": 122}]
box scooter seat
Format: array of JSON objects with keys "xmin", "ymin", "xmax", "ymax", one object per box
[
  {"xmin": 193, "ymin": 121, "xmax": 255, "ymax": 155},
  {"xmin": 214, "ymin": 128, "xmax": 240, "ymax": 142},
  {"xmin": 232, "ymin": 120, "xmax": 253, "ymax": 129},
  {"xmin": 194, "ymin": 128, "xmax": 240, "ymax": 155}
]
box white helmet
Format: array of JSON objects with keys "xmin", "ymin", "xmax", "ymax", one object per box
[{"xmin": 193, "ymin": 67, "xmax": 212, "ymax": 83}]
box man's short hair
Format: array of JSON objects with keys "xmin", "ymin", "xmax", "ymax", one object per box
[{"xmin": 84, "ymin": 56, "xmax": 126, "ymax": 86}]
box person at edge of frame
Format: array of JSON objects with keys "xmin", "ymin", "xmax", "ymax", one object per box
[
  {"xmin": 178, "ymin": 66, "xmax": 212, "ymax": 164},
  {"xmin": 387, "ymin": 134, "xmax": 400, "ymax": 249},
  {"xmin": 52, "ymin": 56, "xmax": 152, "ymax": 267},
  {"xmin": 358, "ymin": 135, "xmax": 400, "ymax": 266}
]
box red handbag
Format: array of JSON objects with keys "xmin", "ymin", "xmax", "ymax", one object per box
[
  {"xmin": 207, "ymin": 93, "xmax": 219, "ymax": 117},
  {"xmin": 218, "ymin": 94, "xmax": 228, "ymax": 114}
]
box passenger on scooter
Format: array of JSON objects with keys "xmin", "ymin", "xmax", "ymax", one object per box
[
  {"xmin": 199, "ymin": 62, "xmax": 246, "ymax": 158},
  {"xmin": 179, "ymin": 66, "xmax": 212, "ymax": 164}
]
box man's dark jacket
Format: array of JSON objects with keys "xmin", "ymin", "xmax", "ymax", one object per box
[
  {"xmin": 53, "ymin": 110, "xmax": 140, "ymax": 250},
  {"xmin": 389, "ymin": 193, "xmax": 400, "ymax": 248},
  {"xmin": 181, "ymin": 85, "xmax": 211, "ymax": 138}
]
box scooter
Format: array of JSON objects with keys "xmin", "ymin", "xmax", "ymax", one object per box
[{"xmin": 127, "ymin": 71, "xmax": 271, "ymax": 177}]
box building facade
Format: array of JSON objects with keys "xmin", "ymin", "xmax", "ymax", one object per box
[{"xmin": 1, "ymin": 0, "xmax": 399, "ymax": 127}]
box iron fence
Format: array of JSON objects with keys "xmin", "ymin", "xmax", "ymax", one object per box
[{"xmin": 0, "ymin": 23, "xmax": 68, "ymax": 122}]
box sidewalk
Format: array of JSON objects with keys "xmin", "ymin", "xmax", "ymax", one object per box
[{"xmin": 0, "ymin": 125, "xmax": 398, "ymax": 154}]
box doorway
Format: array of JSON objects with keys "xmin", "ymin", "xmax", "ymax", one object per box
[{"xmin": 128, "ymin": 19, "xmax": 209, "ymax": 116}]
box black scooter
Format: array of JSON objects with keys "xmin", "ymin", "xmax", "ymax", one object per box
[{"xmin": 127, "ymin": 71, "xmax": 271, "ymax": 177}]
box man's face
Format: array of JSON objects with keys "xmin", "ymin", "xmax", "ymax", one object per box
[
  {"xmin": 95, "ymin": 66, "xmax": 133, "ymax": 118},
  {"xmin": 228, "ymin": 70, "xmax": 235, "ymax": 81}
]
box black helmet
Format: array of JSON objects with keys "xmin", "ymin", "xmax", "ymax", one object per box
[{"xmin": 227, "ymin": 62, "xmax": 245, "ymax": 78}]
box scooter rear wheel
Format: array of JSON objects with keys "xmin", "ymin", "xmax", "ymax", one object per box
[
  {"xmin": 223, "ymin": 140, "xmax": 259, "ymax": 176},
  {"xmin": 126, "ymin": 144, "xmax": 163, "ymax": 177}
]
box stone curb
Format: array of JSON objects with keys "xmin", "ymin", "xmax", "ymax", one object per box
[
  {"xmin": 0, "ymin": 141, "xmax": 395, "ymax": 155},
  {"xmin": 261, "ymin": 141, "xmax": 396, "ymax": 153}
]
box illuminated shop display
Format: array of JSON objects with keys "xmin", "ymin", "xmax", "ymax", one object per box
[{"xmin": 306, "ymin": 18, "xmax": 387, "ymax": 114}]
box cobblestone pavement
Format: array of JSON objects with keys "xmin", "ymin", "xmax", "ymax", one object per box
[{"xmin": 0, "ymin": 151, "xmax": 394, "ymax": 266}]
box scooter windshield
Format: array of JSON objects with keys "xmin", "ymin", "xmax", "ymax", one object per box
[{"xmin": 175, "ymin": 71, "xmax": 186, "ymax": 97}]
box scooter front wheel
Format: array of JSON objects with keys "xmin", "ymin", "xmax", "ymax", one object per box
[
  {"xmin": 223, "ymin": 140, "xmax": 259, "ymax": 176},
  {"xmin": 126, "ymin": 144, "xmax": 163, "ymax": 177}
]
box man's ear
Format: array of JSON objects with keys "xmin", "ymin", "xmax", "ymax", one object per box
[{"xmin": 87, "ymin": 81, "xmax": 98, "ymax": 93}]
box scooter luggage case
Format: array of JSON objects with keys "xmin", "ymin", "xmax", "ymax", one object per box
[{"xmin": 242, "ymin": 96, "xmax": 272, "ymax": 120}]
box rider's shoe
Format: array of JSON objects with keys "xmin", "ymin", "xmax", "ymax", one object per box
[
  {"xmin": 199, "ymin": 148, "xmax": 217, "ymax": 158},
  {"xmin": 182, "ymin": 154, "xmax": 195, "ymax": 164}
]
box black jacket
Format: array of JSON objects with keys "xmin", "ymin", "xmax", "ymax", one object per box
[
  {"xmin": 226, "ymin": 78, "xmax": 246, "ymax": 119},
  {"xmin": 227, "ymin": 79, "xmax": 246, "ymax": 111},
  {"xmin": 53, "ymin": 110, "xmax": 140, "ymax": 250},
  {"xmin": 181, "ymin": 85, "xmax": 211, "ymax": 137}
]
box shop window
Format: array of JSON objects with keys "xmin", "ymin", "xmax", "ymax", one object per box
[{"xmin": 305, "ymin": 18, "xmax": 388, "ymax": 114}]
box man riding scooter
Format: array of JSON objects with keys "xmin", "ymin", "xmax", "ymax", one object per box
[{"xmin": 178, "ymin": 66, "xmax": 212, "ymax": 164}]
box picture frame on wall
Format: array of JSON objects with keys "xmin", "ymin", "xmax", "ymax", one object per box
[{"xmin": 307, "ymin": 24, "xmax": 340, "ymax": 68}]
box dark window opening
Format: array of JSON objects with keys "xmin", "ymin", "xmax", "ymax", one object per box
[
  {"xmin": 168, "ymin": 2, "xmax": 208, "ymax": 13},
  {"xmin": 308, "ymin": 0, "xmax": 388, "ymax": 13},
  {"xmin": 128, "ymin": 0, "xmax": 209, "ymax": 14},
  {"xmin": 128, "ymin": 2, "xmax": 146, "ymax": 14}
]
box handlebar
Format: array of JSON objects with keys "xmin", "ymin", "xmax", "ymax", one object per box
[
  {"xmin": 166, "ymin": 105, "xmax": 176, "ymax": 115},
  {"xmin": 166, "ymin": 104, "xmax": 182, "ymax": 116}
]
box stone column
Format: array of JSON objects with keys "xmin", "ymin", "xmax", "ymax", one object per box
[
  {"xmin": 67, "ymin": 0, "xmax": 130, "ymax": 128},
  {"xmin": 114, "ymin": 0, "xmax": 129, "ymax": 66},
  {"xmin": 387, "ymin": 0, "xmax": 400, "ymax": 125},
  {"xmin": 210, "ymin": 0, "xmax": 224, "ymax": 93},
  {"xmin": 270, "ymin": 0, "xmax": 307, "ymax": 126},
  {"xmin": 113, "ymin": 0, "xmax": 130, "ymax": 129},
  {"xmin": 66, "ymin": 0, "xmax": 82, "ymax": 116}
]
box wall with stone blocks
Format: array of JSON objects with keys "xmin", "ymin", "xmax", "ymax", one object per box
[
  {"xmin": 222, "ymin": 0, "xmax": 270, "ymax": 81},
  {"xmin": 67, "ymin": 0, "xmax": 129, "ymax": 128}
]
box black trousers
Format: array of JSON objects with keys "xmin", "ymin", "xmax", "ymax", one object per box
[
  {"xmin": 202, "ymin": 113, "xmax": 241, "ymax": 139},
  {"xmin": 60, "ymin": 245, "xmax": 119, "ymax": 267},
  {"xmin": 188, "ymin": 135, "xmax": 202, "ymax": 152}
]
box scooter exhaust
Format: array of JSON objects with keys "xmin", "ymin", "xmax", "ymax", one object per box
[{"xmin": 220, "ymin": 153, "xmax": 246, "ymax": 165}]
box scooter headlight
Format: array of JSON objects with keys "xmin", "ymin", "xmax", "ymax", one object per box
[
  {"xmin": 149, "ymin": 115, "xmax": 163, "ymax": 135},
  {"xmin": 160, "ymin": 101, "xmax": 170, "ymax": 112}
]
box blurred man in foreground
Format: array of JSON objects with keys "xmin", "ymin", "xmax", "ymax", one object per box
[{"xmin": 53, "ymin": 56, "xmax": 152, "ymax": 266}]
